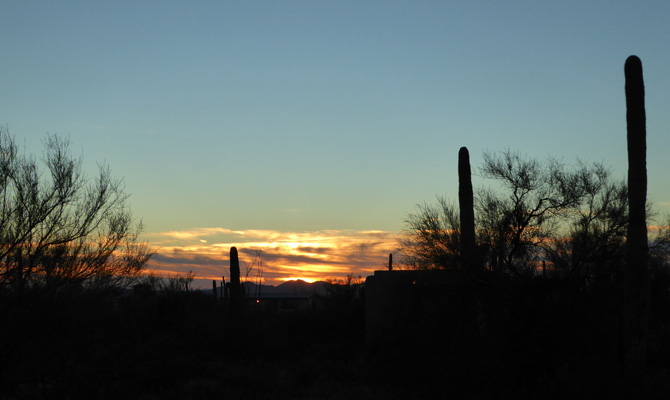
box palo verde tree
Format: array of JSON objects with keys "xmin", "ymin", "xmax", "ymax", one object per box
[
  {"xmin": 400, "ymin": 196, "xmax": 462, "ymax": 270},
  {"xmin": 476, "ymin": 150, "xmax": 585, "ymax": 275},
  {"xmin": 0, "ymin": 127, "xmax": 152, "ymax": 295},
  {"xmin": 400, "ymin": 149, "xmax": 628, "ymax": 276},
  {"xmin": 543, "ymin": 163, "xmax": 629, "ymax": 282}
]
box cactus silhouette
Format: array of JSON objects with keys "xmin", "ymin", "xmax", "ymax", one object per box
[
  {"xmin": 623, "ymin": 55, "xmax": 650, "ymax": 381},
  {"xmin": 458, "ymin": 146, "xmax": 476, "ymax": 274},
  {"xmin": 230, "ymin": 247, "xmax": 242, "ymax": 312},
  {"xmin": 388, "ymin": 253, "xmax": 393, "ymax": 271}
]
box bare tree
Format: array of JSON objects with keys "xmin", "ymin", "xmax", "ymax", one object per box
[
  {"xmin": 544, "ymin": 163, "xmax": 628, "ymax": 281},
  {"xmin": 476, "ymin": 150, "xmax": 584, "ymax": 275},
  {"xmin": 0, "ymin": 127, "xmax": 152, "ymax": 294},
  {"xmin": 163, "ymin": 271, "xmax": 195, "ymax": 292},
  {"xmin": 251, "ymin": 250, "xmax": 264, "ymax": 300},
  {"xmin": 399, "ymin": 197, "xmax": 461, "ymax": 270},
  {"xmin": 399, "ymin": 149, "xmax": 622, "ymax": 276}
]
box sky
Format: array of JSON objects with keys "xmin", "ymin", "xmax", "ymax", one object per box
[{"xmin": 2, "ymin": 1, "xmax": 669, "ymax": 286}]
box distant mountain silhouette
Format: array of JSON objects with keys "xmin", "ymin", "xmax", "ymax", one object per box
[
  {"xmin": 272, "ymin": 279, "xmax": 327, "ymax": 295},
  {"xmin": 203, "ymin": 279, "xmax": 327, "ymax": 297}
]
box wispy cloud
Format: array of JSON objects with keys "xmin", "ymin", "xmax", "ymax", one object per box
[{"xmin": 143, "ymin": 228, "xmax": 400, "ymax": 287}]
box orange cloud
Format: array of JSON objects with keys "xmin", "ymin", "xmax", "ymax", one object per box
[{"xmin": 143, "ymin": 228, "xmax": 400, "ymax": 287}]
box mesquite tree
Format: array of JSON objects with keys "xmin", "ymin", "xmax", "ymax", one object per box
[
  {"xmin": 477, "ymin": 150, "xmax": 583, "ymax": 275},
  {"xmin": 0, "ymin": 127, "xmax": 152, "ymax": 294},
  {"xmin": 401, "ymin": 150, "xmax": 595, "ymax": 274}
]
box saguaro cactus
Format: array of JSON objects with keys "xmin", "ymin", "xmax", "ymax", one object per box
[
  {"xmin": 458, "ymin": 146, "xmax": 477, "ymax": 274},
  {"xmin": 623, "ymin": 55, "xmax": 650, "ymax": 382},
  {"xmin": 230, "ymin": 247, "xmax": 242, "ymax": 312},
  {"xmin": 388, "ymin": 253, "xmax": 393, "ymax": 271}
]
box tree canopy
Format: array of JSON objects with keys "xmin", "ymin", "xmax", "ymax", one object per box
[
  {"xmin": 400, "ymin": 149, "xmax": 669, "ymax": 282},
  {"xmin": 0, "ymin": 126, "xmax": 152, "ymax": 294}
]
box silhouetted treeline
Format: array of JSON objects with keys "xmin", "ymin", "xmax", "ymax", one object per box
[
  {"xmin": 0, "ymin": 278, "xmax": 373, "ymax": 400},
  {"xmin": 366, "ymin": 266, "xmax": 670, "ymax": 398},
  {"xmin": 4, "ymin": 267, "xmax": 669, "ymax": 399}
]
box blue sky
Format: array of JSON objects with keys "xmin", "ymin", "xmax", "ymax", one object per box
[{"xmin": 2, "ymin": 1, "xmax": 669, "ymax": 284}]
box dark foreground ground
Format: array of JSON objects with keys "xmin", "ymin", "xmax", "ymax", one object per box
[{"xmin": 2, "ymin": 278, "xmax": 670, "ymax": 400}]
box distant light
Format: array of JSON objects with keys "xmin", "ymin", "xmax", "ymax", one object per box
[{"xmin": 256, "ymin": 299, "xmax": 260, "ymax": 303}]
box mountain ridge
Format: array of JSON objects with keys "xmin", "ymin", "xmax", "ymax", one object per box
[{"xmin": 203, "ymin": 279, "xmax": 329, "ymax": 296}]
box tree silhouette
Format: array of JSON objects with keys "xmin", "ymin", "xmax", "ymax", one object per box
[
  {"xmin": 477, "ymin": 150, "xmax": 584, "ymax": 275},
  {"xmin": 0, "ymin": 127, "xmax": 152, "ymax": 295},
  {"xmin": 400, "ymin": 196, "xmax": 461, "ymax": 270},
  {"xmin": 400, "ymin": 149, "xmax": 636, "ymax": 277},
  {"xmin": 543, "ymin": 163, "xmax": 628, "ymax": 282}
]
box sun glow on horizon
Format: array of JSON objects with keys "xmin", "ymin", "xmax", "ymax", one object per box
[
  {"xmin": 280, "ymin": 277, "xmax": 319, "ymax": 284},
  {"xmin": 144, "ymin": 227, "xmax": 399, "ymax": 287}
]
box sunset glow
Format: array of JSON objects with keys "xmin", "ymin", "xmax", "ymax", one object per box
[
  {"xmin": 280, "ymin": 277, "xmax": 318, "ymax": 284},
  {"xmin": 145, "ymin": 228, "xmax": 398, "ymax": 287}
]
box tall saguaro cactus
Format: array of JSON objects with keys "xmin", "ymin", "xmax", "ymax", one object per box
[
  {"xmin": 230, "ymin": 247, "xmax": 242, "ymax": 312},
  {"xmin": 459, "ymin": 146, "xmax": 476, "ymax": 274},
  {"xmin": 623, "ymin": 55, "xmax": 650, "ymax": 382}
]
